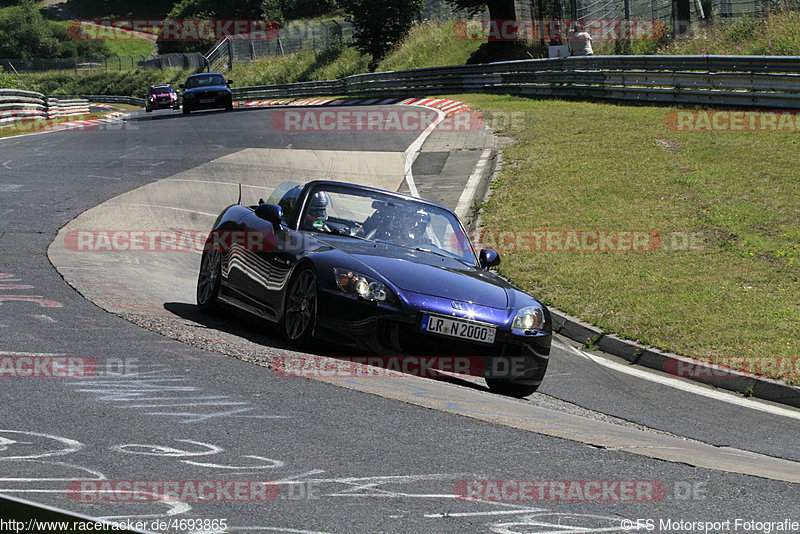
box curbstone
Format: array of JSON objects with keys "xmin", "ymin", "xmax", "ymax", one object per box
[
  {"xmin": 597, "ymin": 333, "xmax": 643, "ymax": 363},
  {"xmin": 548, "ymin": 308, "xmax": 569, "ymax": 334},
  {"xmin": 752, "ymin": 380, "xmax": 800, "ymax": 409},
  {"xmin": 556, "ymin": 314, "xmax": 603, "ymax": 347},
  {"xmin": 550, "ymin": 306, "xmax": 800, "ymax": 408}
]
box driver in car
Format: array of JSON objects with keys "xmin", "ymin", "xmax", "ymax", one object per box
[
  {"xmin": 399, "ymin": 208, "xmax": 432, "ymax": 247},
  {"xmin": 302, "ymin": 191, "xmax": 332, "ymax": 232}
]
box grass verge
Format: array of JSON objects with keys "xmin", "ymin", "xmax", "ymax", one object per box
[{"xmin": 451, "ymin": 94, "xmax": 799, "ymax": 384}]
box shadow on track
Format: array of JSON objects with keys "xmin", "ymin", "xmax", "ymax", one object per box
[{"xmin": 163, "ymin": 300, "xmax": 489, "ymax": 393}]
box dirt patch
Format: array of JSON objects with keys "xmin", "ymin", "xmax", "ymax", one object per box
[{"xmin": 654, "ymin": 138, "xmax": 681, "ymax": 154}]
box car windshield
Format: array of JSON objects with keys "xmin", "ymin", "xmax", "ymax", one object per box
[
  {"xmin": 185, "ymin": 75, "xmax": 226, "ymax": 89},
  {"xmin": 297, "ymin": 184, "xmax": 477, "ymax": 265},
  {"xmin": 149, "ymin": 86, "xmax": 173, "ymax": 95},
  {"xmin": 266, "ymin": 181, "xmax": 302, "ymax": 224}
]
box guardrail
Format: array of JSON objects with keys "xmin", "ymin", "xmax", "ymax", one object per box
[
  {"xmin": 1, "ymin": 90, "xmax": 143, "ymax": 128},
  {"xmin": 47, "ymin": 97, "xmax": 90, "ymax": 119},
  {"xmin": 0, "ymin": 89, "xmax": 48, "ymax": 126},
  {"xmin": 231, "ymin": 55, "xmax": 800, "ymax": 109},
  {"xmin": 53, "ymin": 94, "xmax": 146, "ymax": 107}
]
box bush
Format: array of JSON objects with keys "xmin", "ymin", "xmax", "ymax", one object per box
[
  {"xmin": 14, "ymin": 68, "xmax": 190, "ymax": 97},
  {"xmin": 0, "ymin": 66, "xmax": 20, "ymax": 88}
]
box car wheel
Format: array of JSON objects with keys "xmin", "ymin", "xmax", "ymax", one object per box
[
  {"xmin": 182, "ymin": 106, "xmax": 190, "ymax": 115},
  {"xmin": 485, "ymin": 378, "xmax": 539, "ymax": 398},
  {"xmin": 283, "ymin": 265, "xmax": 317, "ymax": 345},
  {"xmin": 197, "ymin": 246, "xmax": 222, "ymax": 313},
  {"xmin": 225, "ymin": 98, "xmax": 233, "ymax": 111},
  {"xmin": 145, "ymin": 106, "xmax": 152, "ymax": 113}
]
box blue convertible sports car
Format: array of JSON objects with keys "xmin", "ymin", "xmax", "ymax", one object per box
[{"xmin": 196, "ymin": 181, "xmax": 551, "ymax": 396}]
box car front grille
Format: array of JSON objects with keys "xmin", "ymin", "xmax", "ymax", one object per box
[{"xmin": 377, "ymin": 320, "xmax": 524, "ymax": 358}]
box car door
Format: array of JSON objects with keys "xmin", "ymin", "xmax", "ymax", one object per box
[{"xmin": 236, "ymin": 209, "xmax": 313, "ymax": 322}]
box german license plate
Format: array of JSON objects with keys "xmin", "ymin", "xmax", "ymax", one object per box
[
  {"xmin": 420, "ymin": 314, "xmax": 496, "ymax": 344},
  {"xmin": 199, "ymin": 98, "xmax": 215, "ymax": 104}
]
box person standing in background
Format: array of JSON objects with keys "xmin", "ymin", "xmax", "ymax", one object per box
[{"xmin": 568, "ymin": 22, "xmax": 594, "ymax": 56}]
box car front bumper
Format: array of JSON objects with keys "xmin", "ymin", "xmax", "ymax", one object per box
[
  {"xmin": 183, "ymin": 93, "xmax": 231, "ymax": 110},
  {"xmin": 313, "ymin": 287, "xmax": 550, "ymax": 384}
]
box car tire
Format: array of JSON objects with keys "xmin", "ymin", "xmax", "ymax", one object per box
[
  {"xmin": 145, "ymin": 106, "xmax": 152, "ymax": 113},
  {"xmin": 182, "ymin": 106, "xmax": 190, "ymax": 115},
  {"xmin": 197, "ymin": 245, "xmax": 222, "ymax": 314},
  {"xmin": 485, "ymin": 378, "xmax": 539, "ymax": 398},
  {"xmin": 283, "ymin": 265, "xmax": 317, "ymax": 346},
  {"xmin": 225, "ymin": 98, "xmax": 233, "ymax": 111}
]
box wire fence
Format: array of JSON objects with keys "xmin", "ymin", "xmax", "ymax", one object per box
[
  {"xmin": 0, "ymin": 56, "xmax": 150, "ymax": 75},
  {"xmin": 203, "ymin": 19, "xmax": 355, "ymax": 71}
]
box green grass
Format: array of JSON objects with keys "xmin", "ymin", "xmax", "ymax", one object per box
[
  {"xmin": 228, "ymin": 19, "xmax": 481, "ymax": 87},
  {"xmin": 229, "ymin": 45, "xmax": 369, "ymax": 87},
  {"xmin": 377, "ymin": 20, "xmax": 482, "ymax": 71},
  {"xmin": 661, "ymin": 9, "xmax": 800, "ymax": 55},
  {"xmin": 451, "ymin": 94, "xmax": 799, "ymax": 383},
  {"xmin": 48, "ymin": 19, "xmax": 156, "ymax": 57}
]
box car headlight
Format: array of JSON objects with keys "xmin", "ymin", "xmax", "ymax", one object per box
[
  {"xmin": 334, "ymin": 268, "xmax": 389, "ymax": 303},
  {"xmin": 512, "ymin": 305, "xmax": 545, "ymax": 332}
]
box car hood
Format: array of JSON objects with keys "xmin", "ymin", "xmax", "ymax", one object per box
[
  {"xmin": 183, "ymin": 85, "xmax": 230, "ymax": 95},
  {"xmin": 320, "ymin": 237, "xmax": 509, "ymax": 308}
]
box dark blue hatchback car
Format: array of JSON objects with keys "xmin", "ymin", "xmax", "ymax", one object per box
[{"xmin": 179, "ymin": 73, "xmax": 233, "ymax": 114}]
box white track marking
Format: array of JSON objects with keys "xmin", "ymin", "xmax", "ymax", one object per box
[
  {"xmin": 557, "ymin": 341, "xmax": 800, "ymax": 421},
  {"xmin": 402, "ymin": 107, "xmax": 446, "ymax": 197},
  {"xmin": 455, "ymin": 148, "xmax": 492, "ymax": 219}
]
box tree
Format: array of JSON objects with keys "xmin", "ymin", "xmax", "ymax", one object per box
[
  {"xmin": 0, "ymin": 0, "xmax": 60, "ymax": 58},
  {"xmin": 447, "ymin": 0, "xmax": 517, "ymax": 59},
  {"xmin": 156, "ymin": 0, "xmax": 267, "ymax": 54},
  {"xmin": 340, "ymin": 0, "xmax": 422, "ymax": 71},
  {"xmin": 262, "ymin": 0, "xmax": 338, "ymax": 25}
]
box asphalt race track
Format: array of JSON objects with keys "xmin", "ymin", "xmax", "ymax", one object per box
[{"xmin": 1, "ymin": 106, "xmax": 799, "ymax": 533}]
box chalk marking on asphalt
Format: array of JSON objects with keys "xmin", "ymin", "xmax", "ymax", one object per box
[
  {"xmin": 455, "ymin": 148, "xmax": 492, "ymax": 220},
  {"xmin": 557, "ymin": 341, "xmax": 800, "ymax": 421},
  {"xmin": 0, "ymin": 350, "xmax": 66, "ymax": 356},
  {"xmin": 30, "ymin": 315, "xmax": 57, "ymax": 324},
  {"xmin": 0, "ymin": 429, "xmax": 82, "ymax": 460},
  {"xmin": 425, "ymin": 508, "xmax": 544, "ymax": 518}
]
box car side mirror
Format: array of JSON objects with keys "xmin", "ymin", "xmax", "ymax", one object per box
[
  {"xmin": 178, "ymin": 84, "xmax": 185, "ymax": 89},
  {"xmin": 227, "ymin": 80, "xmax": 233, "ymax": 86},
  {"xmin": 479, "ymin": 248, "xmax": 500, "ymax": 270},
  {"xmin": 255, "ymin": 203, "xmax": 282, "ymax": 229}
]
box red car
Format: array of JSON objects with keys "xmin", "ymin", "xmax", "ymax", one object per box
[{"xmin": 145, "ymin": 84, "xmax": 180, "ymax": 112}]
